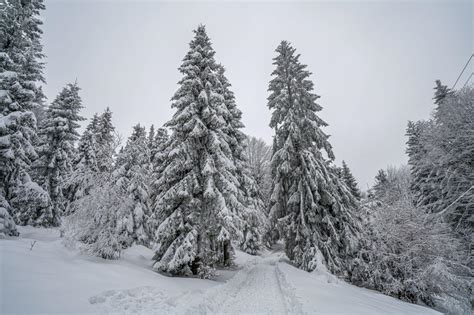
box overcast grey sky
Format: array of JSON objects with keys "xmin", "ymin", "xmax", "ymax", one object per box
[{"xmin": 42, "ymin": 0, "xmax": 472, "ymax": 188}]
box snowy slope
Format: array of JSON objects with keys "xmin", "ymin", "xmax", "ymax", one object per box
[{"xmin": 0, "ymin": 227, "xmax": 440, "ymax": 314}]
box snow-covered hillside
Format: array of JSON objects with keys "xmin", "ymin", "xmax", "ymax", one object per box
[{"xmin": 0, "ymin": 227, "xmax": 440, "ymax": 314}]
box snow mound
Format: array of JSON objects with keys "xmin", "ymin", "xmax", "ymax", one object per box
[{"xmin": 89, "ymin": 286, "xmax": 169, "ymax": 313}]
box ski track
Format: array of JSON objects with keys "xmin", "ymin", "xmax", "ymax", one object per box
[{"xmin": 90, "ymin": 255, "xmax": 305, "ymax": 314}]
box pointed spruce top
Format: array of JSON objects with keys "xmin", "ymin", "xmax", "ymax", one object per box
[
  {"xmin": 433, "ymin": 80, "xmax": 452, "ymax": 105},
  {"xmin": 268, "ymin": 40, "xmax": 334, "ymax": 160}
]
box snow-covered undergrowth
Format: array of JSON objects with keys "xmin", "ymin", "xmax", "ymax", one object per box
[{"xmin": 1, "ymin": 227, "xmax": 440, "ymax": 314}]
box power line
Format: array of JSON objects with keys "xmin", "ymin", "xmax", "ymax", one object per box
[
  {"xmin": 452, "ymin": 53, "xmax": 473, "ymax": 89},
  {"xmin": 462, "ymin": 72, "xmax": 473, "ymax": 88}
]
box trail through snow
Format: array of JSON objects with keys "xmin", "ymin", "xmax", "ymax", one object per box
[{"xmin": 181, "ymin": 255, "xmax": 304, "ymax": 314}]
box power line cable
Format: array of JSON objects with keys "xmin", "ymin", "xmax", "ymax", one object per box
[
  {"xmin": 462, "ymin": 72, "xmax": 473, "ymax": 88},
  {"xmin": 452, "ymin": 54, "xmax": 473, "ymax": 89}
]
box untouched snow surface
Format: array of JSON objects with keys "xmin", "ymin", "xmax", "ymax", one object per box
[{"xmin": 1, "ymin": 227, "xmax": 440, "ymax": 314}]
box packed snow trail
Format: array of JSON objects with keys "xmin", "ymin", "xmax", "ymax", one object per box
[{"xmin": 183, "ymin": 255, "xmax": 304, "ymax": 314}]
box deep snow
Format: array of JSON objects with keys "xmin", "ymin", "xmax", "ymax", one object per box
[{"xmin": 1, "ymin": 226, "xmax": 440, "ymax": 314}]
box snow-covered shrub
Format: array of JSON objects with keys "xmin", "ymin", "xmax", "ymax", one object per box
[
  {"xmin": 63, "ymin": 175, "xmax": 133, "ymax": 259},
  {"xmin": 360, "ymin": 166, "xmax": 472, "ymax": 314}
]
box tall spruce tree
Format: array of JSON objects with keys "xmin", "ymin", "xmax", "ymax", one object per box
[
  {"xmin": 95, "ymin": 107, "xmax": 115, "ymax": 172},
  {"xmin": 407, "ymin": 81, "xmax": 473, "ymax": 237},
  {"xmin": 148, "ymin": 126, "xmax": 169, "ymax": 233},
  {"xmin": 216, "ymin": 64, "xmax": 266, "ymax": 254},
  {"xmin": 151, "ymin": 25, "xmax": 244, "ymax": 276},
  {"xmin": 34, "ymin": 82, "xmax": 84, "ymax": 225},
  {"xmin": 406, "ymin": 120, "xmax": 441, "ymax": 208},
  {"xmin": 147, "ymin": 124, "xmax": 156, "ymax": 158},
  {"xmin": 407, "ymin": 82, "xmax": 474, "ymax": 245},
  {"xmin": 63, "ymin": 115, "xmax": 100, "ymax": 208},
  {"xmin": 0, "ymin": 0, "xmax": 52, "ymax": 227},
  {"xmin": 341, "ymin": 161, "xmax": 361, "ymax": 200},
  {"xmin": 371, "ymin": 169, "xmax": 388, "ymax": 199},
  {"xmin": 114, "ymin": 124, "xmax": 152, "ymax": 246},
  {"xmin": 268, "ymin": 41, "xmax": 362, "ymax": 274},
  {"xmin": 149, "ymin": 126, "xmax": 168, "ymax": 165},
  {"xmin": 432, "ymin": 87, "xmax": 473, "ymax": 241}
]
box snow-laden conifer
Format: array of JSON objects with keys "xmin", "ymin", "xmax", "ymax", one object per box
[
  {"xmin": 149, "ymin": 126, "xmax": 168, "ymax": 166},
  {"xmin": 152, "ymin": 25, "xmax": 243, "ymax": 276},
  {"xmin": 341, "ymin": 161, "xmax": 361, "ymax": 200},
  {"xmin": 267, "ymin": 41, "xmax": 362, "ymax": 274},
  {"xmin": 95, "ymin": 107, "xmax": 116, "ymax": 172},
  {"xmin": 34, "ymin": 82, "xmax": 84, "ymax": 225},
  {"xmin": 0, "ymin": 194, "xmax": 18, "ymax": 237},
  {"xmin": 0, "ymin": 0, "xmax": 51, "ymax": 227},
  {"xmin": 63, "ymin": 117, "xmax": 99, "ymax": 208},
  {"xmin": 114, "ymin": 124, "xmax": 152, "ymax": 246},
  {"xmin": 216, "ymin": 65, "xmax": 267, "ymax": 254},
  {"xmin": 407, "ymin": 82, "xmax": 473, "ymax": 244},
  {"xmin": 148, "ymin": 127, "xmax": 169, "ymax": 234}
]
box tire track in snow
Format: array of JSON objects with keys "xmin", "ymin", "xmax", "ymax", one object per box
[
  {"xmin": 183, "ymin": 256, "xmax": 304, "ymax": 314},
  {"xmin": 275, "ymin": 263, "xmax": 305, "ymax": 314}
]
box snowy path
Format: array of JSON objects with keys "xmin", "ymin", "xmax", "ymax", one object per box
[{"xmin": 184, "ymin": 255, "xmax": 303, "ymax": 314}]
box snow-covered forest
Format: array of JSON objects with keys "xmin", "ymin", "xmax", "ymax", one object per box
[{"xmin": 1, "ymin": 1, "xmax": 472, "ymax": 314}]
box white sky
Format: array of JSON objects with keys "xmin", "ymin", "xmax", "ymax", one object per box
[{"xmin": 42, "ymin": 0, "xmax": 473, "ymax": 188}]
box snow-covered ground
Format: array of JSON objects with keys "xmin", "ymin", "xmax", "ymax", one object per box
[{"xmin": 1, "ymin": 227, "xmax": 440, "ymax": 314}]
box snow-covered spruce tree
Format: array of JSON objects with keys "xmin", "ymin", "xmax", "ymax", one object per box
[
  {"xmin": 407, "ymin": 82, "xmax": 473, "ymax": 246},
  {"xmin": 33, "ymin": 82, "xmax": 84, "ymax": 225},
  {"xmin": 147, "ymin": 124, "xmax": 156, "ymax": 160},
  {"xmin": 95, "ymin": 107, "xmax": 116, "ymax": 172},
  {"xmin": 429, "ymin": 84, "xmax": 473, "ymax": 239},
  {"xmin": 341, "ymin": 161, "xmax": 361, "ymax": 200},
  {"xmin": 238, "ymin": 173, "xmax": 267, "ymax": 255},
  {"xmin": 406, "ymin": 120, "xmax": 440, "ymax": 208},
  {"xmin": 406, "ymin": 82, "xmax": 454, "ymax": 214},
  {"xmin": 63, "ymin": 116, "xmax": 99, "ymax": 208},
  {"xmin": 149, "ymin": 126, "xmax": 168, "ymax": 166},
  {"xmin": 370, "ymin": 169, "xmax": 388, "ymax": 199},
  {"xmin": 151, "ymin": 25, "xmax": 244, "ymax": 276},
  {"xmin": 0, "ymin": 194, "xmax": 18, "ymax": 237},
  {"xmin": 114, "ymin": 124, "xmax": 152, "ymax": 247},
  {"xmin": 64, "ymin": 108, "xmax": 118, "ymax": 210},
  {"xmin": 216, "ymin": 64, "xmax": 266, "ymax": 255},
  {"xmin": 244, "ymin": 136, "xmax": 273, "ymax": 249},
  {"xmin": 0, "ymin": 0, "xmax": 52, "ymax": 227},
  {"xmin": 147, "ymin": 126, "xmax": 169, "ymax": 234},
  {"xmin": 267, "ymin": 41, "xmax": 363, "ymax": 274},
  {"xmin": 245, "ymin": 136, "xmax": 272, "ymax": 206}
]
